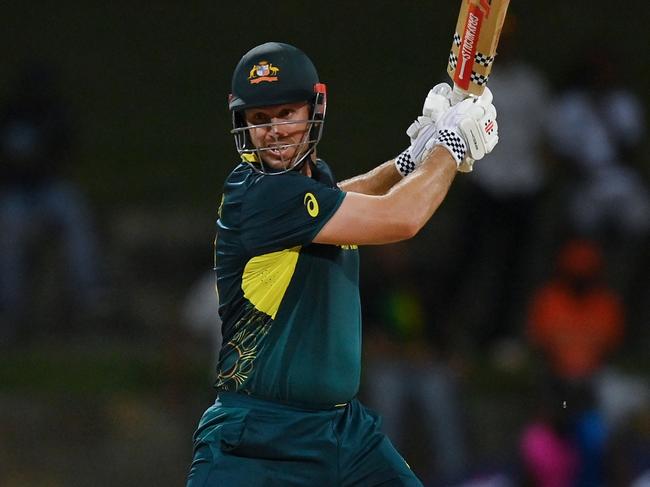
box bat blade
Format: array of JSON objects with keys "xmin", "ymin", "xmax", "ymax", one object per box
[{"xmin": 447, "ymin": 0, "xmax": 510, "ymax": 97}]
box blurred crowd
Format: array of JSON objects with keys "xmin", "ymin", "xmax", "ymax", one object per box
[
  {"xmin": 2, "ymin": 32, "xmax": 650, "ymax": 487},
  {"xmin": 0, "ymin": 63, "xmax": 107, "ymax": 343},
  {"xmin": 358, "ymin": 26, "xmax": 650, "ymax": 487}
]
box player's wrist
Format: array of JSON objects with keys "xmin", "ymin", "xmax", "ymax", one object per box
[
  {"xmin": 397, "ymin": 83, "xmax": 457, "ymax": 178},
  {"xmin": 419, "ymin": 144, "xmax": 457, "ymax": 169}
]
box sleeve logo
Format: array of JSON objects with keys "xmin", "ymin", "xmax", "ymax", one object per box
[{"xmin": 303, "ymin": 192, "xmax": 319, "ymax": 217}]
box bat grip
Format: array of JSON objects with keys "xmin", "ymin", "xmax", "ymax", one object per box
[{"xmin": 451, "ymin": 85, "xmax": 470, "ymax": 104}]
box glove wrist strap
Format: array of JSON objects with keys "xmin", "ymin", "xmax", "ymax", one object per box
[
  {"xmin": 395, "ymin": 148, "xmax": 415, "ymax": 177},
  {"xmin": 434, "ymin": 129, "xmax": 467, "ymax": 166}
]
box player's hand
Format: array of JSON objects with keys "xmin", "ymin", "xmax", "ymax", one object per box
[
  {"xmin": 422, "ymin": 82, "xmax": 453, "ymax": 123},
  {"xmin": 443, "ymin": 87, "xmax": 494, "ymax": 172},
  {"xmin": 429, "ymin": 87, "xmax": 498, "ymax": 170},
  {"xmin": 396, "ymin": 83, "xmax": 454, "ymax": 177},
  {"xmin": 406, "ymin": 83, "xmax": 453, "ymax": 143}
]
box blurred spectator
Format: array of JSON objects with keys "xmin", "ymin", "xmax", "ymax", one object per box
[
  {"xmin": 0, "ymin": 63, "xmax": 103, "ymax": 343},
  {"xmin": 526, "ymin": 238, "xmax": 625, "ymax": 487},
  {"xmin": 527, "ymin": 238, "xmax": 623, "ymax": 383},
  {"xmin": 596, "ymin": 367, "xmax": 650, "ymax": 434},
  {"xmin": 449, "ymin": 15, "xmax": 552, "ymax": 348},
  {"xmin": 604, "ymin": 392, "xmax": 650, "ymax": 486},
  {"xmin": 181, "ymin": 270, "xmax": 221, "ymax": 367},
  {"xmin": 632, "ymin": 471, "xmax": 650, "ymax": 487},
  {"xmin": 362, "ymin": 242, "xmax": 468, "ymax": 485},
  {"xmin": 545, "ymin": 45, "xmax": 650, "ymax": 304},
  {"xmin": 519, "ymin": 392, "xmax": 579, "ymax": 487}
]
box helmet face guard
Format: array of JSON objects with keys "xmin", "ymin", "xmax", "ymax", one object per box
[
  {"xmin": 230, "ymin": 83, "xmax": 327, "ymax": 174},
  {"xmin": 228, "ymin": 42, "xmax": 327, "ymax": 174}
]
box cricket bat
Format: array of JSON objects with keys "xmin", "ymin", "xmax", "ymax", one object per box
[{"xmin": 447, "ymin": 0, "xmax": 510, "ymax": 101}]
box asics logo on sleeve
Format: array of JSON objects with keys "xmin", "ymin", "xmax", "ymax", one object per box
[{"xmin": 303, "ymin": 192, "xmax": 319, "ymax": 217}]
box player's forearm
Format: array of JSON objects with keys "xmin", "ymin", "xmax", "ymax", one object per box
[
  {"xmin": 314, "ymin": 147, "xmax": 456, "ymax": 245},
  {"xmin": 384, "ymin": 146, "xmax": 457, "ymax": 235},
  {"xmin": 338, "ymin": 159, "xmax": 403, "ymax": 195}
]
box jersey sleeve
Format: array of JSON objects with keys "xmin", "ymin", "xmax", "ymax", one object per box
[{"xmin": 240, "ymin": 172, "xmax": 345, "ymax": 255}]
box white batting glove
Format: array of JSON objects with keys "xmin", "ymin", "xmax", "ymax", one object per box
[
  {"xmin": 395, "ymin": 83, "xmax": 454, "ymax": 177},
  {"xmin": 456, "ymin": 88, "xmax": 495, "ymax": 172},
  {"xmin": 428, "ymin": 87, "xmax": 498, "ymax": 170},
  {"xmin": 422, "ymin": 83, "xmax": 453, "ymax": 122}
]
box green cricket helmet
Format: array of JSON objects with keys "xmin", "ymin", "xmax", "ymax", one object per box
[{"xmin": 229, "ymin": 42, "xmax": 327, "ymax": 174}]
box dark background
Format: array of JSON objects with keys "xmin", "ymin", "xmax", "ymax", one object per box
[
  {"xmin": 1, "ymin": 1, "xmax": 649, "ymax": 486},
  {"xmin": 2, "ymin": 1, "xmax": 649, "ymax": 208}
]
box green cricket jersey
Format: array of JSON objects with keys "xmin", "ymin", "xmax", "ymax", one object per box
[{"xmin": 214, "ymin": 159, "xmax": 361, "ymax": 408}]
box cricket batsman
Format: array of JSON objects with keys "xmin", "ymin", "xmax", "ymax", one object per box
[{"xmin": 186, "ymin": 41, "xmax": 498, "ymax": 486}]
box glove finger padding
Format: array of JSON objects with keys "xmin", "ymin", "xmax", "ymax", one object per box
[
  {"xmin": 433, "ymin": 91, "xmax": 498, "ymax": 166},
  {"xmin": 408, "ymin": 116, "xmax": 438, "ymax": 164},
  {"xmin": 459, "ymin": 87, "xmax": 497, "ymax": 161},
  {"xmin": 459, "ymin": 104, "xmax": 498, "ymax": 160},
  {"xmin": 395, "ymin": 82, "xmax": 457, "ymax": 177},
  {"xmin": 406, "ymin": 116, "xmax": 433, "ymax": 140},
  {"xmin": 475, "ymin": 86, "xmax": 493, "ymax": 105},
  {"xmin": 422, "ymin": 83, "xmax": 452, "ymax": 121},
  {"xmin": 430, "ymin": 82, "xmax": 453, "ymax": 98}
]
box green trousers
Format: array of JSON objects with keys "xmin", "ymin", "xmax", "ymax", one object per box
[{"xmin": 186, "ymin": 392, "xmax": 422, "ymax": 486}]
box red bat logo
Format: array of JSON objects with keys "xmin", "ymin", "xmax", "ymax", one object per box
[{"xmin": 455, "ymin": 4, "xmax": 486, "ymax": 89}]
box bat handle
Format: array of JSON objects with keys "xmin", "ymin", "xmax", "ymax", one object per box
[{"xmin": 451, "ymin": 85, "xmax": 470, "ymax": 105}]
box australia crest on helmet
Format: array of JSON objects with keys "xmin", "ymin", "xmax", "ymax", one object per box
[{"xmin": 248, "ymin": 61, "xmax": 280, "ymax": 84}]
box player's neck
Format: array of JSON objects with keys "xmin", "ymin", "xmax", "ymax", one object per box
[{"xmin": 300, "ymin": 155, "xmax": 317, "ymax": 177}]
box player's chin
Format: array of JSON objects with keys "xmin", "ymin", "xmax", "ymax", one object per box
[{"xmin": 262, "ymin": 148, "xmax": 298, "ymax": 169}]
